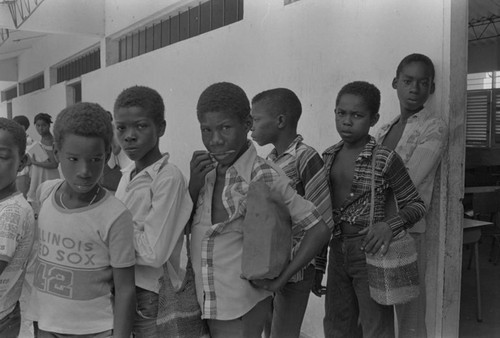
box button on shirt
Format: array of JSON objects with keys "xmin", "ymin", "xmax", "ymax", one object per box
[
  {"xmin": 375, "ymin": 108, "xmax": 447, "ymax": 233},
  {"xmin": 267, "ymin": 135, "xmax": 333, "ymax": 278},
  {"xmin": 115, "ymin": 154, "xmax": 193, "ymax": 293},
  {"xmin": 191, "ymin": 142, "xmax": 323, "ymax": 320},
  {"xmin": 323, "ymin": 137, "xmax": 426, "ymax": 237}
]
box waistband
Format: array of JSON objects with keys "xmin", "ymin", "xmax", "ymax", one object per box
[{"xmin": 335, "ymin": 222, "xmax": 366, "ymax": 240}]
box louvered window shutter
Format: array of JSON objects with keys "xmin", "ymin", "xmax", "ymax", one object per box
[
  {"xmin": 466, "ymin": 90, "xmax": 491, "ymax": 147},
  {"xmin": 494, "ymin": 90, "xmax": 500, "ymax": 144}
]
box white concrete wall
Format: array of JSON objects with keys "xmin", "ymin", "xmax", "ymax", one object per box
[
  {"xmin": 1, "ymin": 0, "xmax": 447, "ymax": 172},
  {"xmin": 0, "ymin": 1, "xmax": 459, "ymax": 336}
]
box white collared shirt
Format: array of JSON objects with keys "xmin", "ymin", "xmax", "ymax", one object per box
[{"xmin": 115, "ymin": 154, "xmax": 193, "ymax": 292}]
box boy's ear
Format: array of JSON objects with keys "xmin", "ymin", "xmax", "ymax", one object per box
[
  {"xmin": 17, "ymin": 154, "xmax": 28, "ymax": 173},
  {"xmin": 158, "ymin": 120, "xmax": 166, "ymax": 137},
  {"xmin": 244, "ymin": 115, "xmax": 253, "ymax": 132},
  {"xmin": 430, "ymin": 81, "xmax": 436, "ymax": 94},
  {"xmin": 277, "ymin": 114, "xmax": 286, "ymax": 129},
  {"xmin": 392, "ymin": 77, "xmax": 398, "ymax": 89},
  {"xmin": 370, "ymin": 113, "xmax": 380, "ymax": 127}
]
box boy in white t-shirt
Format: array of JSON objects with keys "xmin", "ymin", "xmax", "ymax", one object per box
[
  {"xmin": 27, "ymin": 103, "xmax": 136, "ymax": 337},
  {"xmin": 0, "ymin": 117, "xmax": 35, "ymax": 337}
]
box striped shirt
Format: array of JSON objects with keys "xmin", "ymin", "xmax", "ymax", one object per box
[
  {"xmin": 191, "ymin": 142, "xmax": 323, "ymax": 320},
  {"xmin": 375, "ymin": 107, "xmax": 447, "ymax": 233},
  {"xmin": 267, "ymin": 135, "xmax": 332, "ymax": 276},
  {"xmin": 323, "ymin": 136, "xmax": 426, "ymax": 237}
]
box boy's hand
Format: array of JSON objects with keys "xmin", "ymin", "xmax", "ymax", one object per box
[
  {"xmin": 248, "ymin": 277, "xmax": 285, "ymax": 293},
  {"xmin": 189, "ymin": 151, "xmax": 215, "ymax": 202},
  {"xmin": 359, "ymin": 222, "xmax": 392, "ymax": 256},
  {"xmin": 311, "ymin": 270, "xmax": 327, "ymax": 297}
]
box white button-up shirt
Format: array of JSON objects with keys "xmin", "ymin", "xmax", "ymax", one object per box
[{"xmin": 115, "ymin": 154, "xmax": 193, "ymax": 292}]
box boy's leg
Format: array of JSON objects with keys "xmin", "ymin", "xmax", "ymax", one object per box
[
  {"xmin": 133, "ymin": 286, "xmax": 159, "ymax": 338},
  {"xmin": 207, "ymin": 296, "xmax": 272, "ymax": 338},
  {"xmin": 0, "ymin": 301, "xmax": 21, "ymax": 338},
  {"xmin": 324, "ymin": 238, "xmax": 362, "ymax": 338},
  {"xmin": 395, "ymin": 233, "xmax": 427, "ymax": 338},
  {"xmin": 348, "ymin": 237, "xmax": 395, "ymax": 338},
  {"xmin": 270, "ymin": 265, "xmax": 315, "ymax": 338}
]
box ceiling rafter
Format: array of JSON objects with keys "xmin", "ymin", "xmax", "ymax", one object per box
[
  {"xmin": 469, "ymin": 15, "xmax": 500, "ymax": 42},
  {"xmin": 6, "ymin": 0, "xmax": 45, "ymax": 29},
  {"xmin": 0, "ymin": 28, "xmax": 9, "ymax": 47}
]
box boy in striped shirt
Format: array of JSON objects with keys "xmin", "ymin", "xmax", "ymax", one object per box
[
  {"xmin": 323, "ymin": 81, "xmax": 426, "ymax": 338},
  {"xmin": 250, "ymin": 88, "xmax": 332, "ymax": 338}
]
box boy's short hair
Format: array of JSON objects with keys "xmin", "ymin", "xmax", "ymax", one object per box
[
  {"xmin": 197, "ymin": 82, "xmax": 250, "ymax": 122},
  {"xmin": 251, "ymin": 88, "xmax": 302, "ymax": 126},
  {"xmin": 114, "ymin": 86, "xmax": 165, "ymax": 124},
  {"xmin": 13, "ymin": 115, "xmax": 30, "ymax": 130},
  {"xmin": 53, "ymin": 102, "xmax": 113, "ymax": 154},
  {"xmin": 0, "ymin": 117, "xmax": 27, "ymax": 155},
  {"xmin": 34, "ymin": 113, "xmax": 53, "ymax": 125},
  {"xmin": 336, "ymin": 81, "xmax": 381, "ymax": 116},
  {"xmin": 396, "ymin": 53, "xmax": 435, "ymax": 80}
]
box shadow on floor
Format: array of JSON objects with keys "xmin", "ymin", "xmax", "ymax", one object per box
[{"xmin": 460, "ymin": 235, "xmax": 500, "ymax": 337}]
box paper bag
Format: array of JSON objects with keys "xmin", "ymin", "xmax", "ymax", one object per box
[{"xmin": 241, "ymin": 181, "xmax": 292, "ymax": 280}]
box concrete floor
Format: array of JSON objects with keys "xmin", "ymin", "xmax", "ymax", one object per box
[{"xmin": 17, "ymin": 238, "xmax": 500, "ymax": 338}]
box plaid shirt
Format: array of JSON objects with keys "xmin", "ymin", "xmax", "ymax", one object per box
[
  {"xmin": 323, "ymin": 136, "xmax": 426, "ymax": 237},
  {"xmin": 268, "ymin": 135, "xmax": 333, "ymax": 276},
  {"xmin": 191, "ymin": 142, "xmax": 322, "ymax": 320}
]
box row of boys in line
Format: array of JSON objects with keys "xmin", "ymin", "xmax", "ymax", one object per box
[{"xmin": 0, "ymin": 52, "xmax": 446, "ymax": 338}]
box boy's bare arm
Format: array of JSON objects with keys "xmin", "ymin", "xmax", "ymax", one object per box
[
  {"xmin": 112, "ymin": 266, "xmax": 136, "ymax": 337},
  {"xmin": 250, "ymin": 220, "xmax": 331, "ymax": 292},
  {"xmin": 31, "ymin": 158, "xmax": 58, "ymax": 169}
]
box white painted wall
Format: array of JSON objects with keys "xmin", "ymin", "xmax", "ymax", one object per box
[
  {"xmin": 1, "ymin": 0, "xmax": 447, "ymax": 172},
  {"xmin": 0, "ymin": 1, "xmax": 461, "ymax": 336}
]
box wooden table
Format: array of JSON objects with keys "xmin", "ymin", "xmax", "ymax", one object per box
[
  {"xmin": 464, "ymin": 186, "xmax": 500, "ymax": 194},
  {"xmin": 463, "ymin": 218, "xmax": 493, "ymax": 322}
]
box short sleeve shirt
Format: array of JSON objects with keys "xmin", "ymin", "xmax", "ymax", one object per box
[
  {"xmin": 0, "ymin": 193, "xmax": 35, "ymax": 319},
  {"xmin": 27, "ymin": 180, "xmax": 135, "ymax": 334},
  {"xmin": 191, "ymin": 142, "xmax": 323, "ymax": 320}
]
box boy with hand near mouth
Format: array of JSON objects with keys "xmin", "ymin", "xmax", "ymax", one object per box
[{"xmin": 189, "ymin": 82, "xmax": 332, "ymax": 338}]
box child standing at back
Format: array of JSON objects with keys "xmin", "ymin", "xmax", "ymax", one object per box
[
  {"xmin": 322, "ymin": 81, "xmax": 426, "ymax": 338},
  {"xmin": 250, "ymin": 88, "xmax": 332, "ymax": 338},
  {"xmin": 27, "ymin": 113, "xmax": 60, "ymax": 206},
  {"xmin": 0, "ymin": 118, "xmax": 34, "ymax": 337},
  {"xmin": 113, "ymin": 86, "xmax": 193, "ymax": 337},
  {"xmin": 189, "ymin": 82, "xmax": 332, "ymax": 338},
  {"xmin": 375, "ymin": 53, "xmax": 447, "ymax": 338},
  {"xmin": 26, "ymin": 103, "xmax": 136, "ymax": 337}
]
